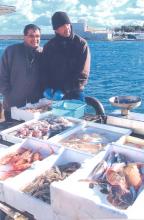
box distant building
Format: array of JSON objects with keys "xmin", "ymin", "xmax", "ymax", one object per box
[
  {"xmin": 72, "ymin": 21, "xmax": 109, "ymax": 40},
  {"xmin": 72, "ymin": 20, "xmax": 87, "ymax": 35}
]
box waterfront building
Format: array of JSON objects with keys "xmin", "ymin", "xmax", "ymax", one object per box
[{"xmin": 72, "ymin": 20, "xmax": 109, "ymax": 40}]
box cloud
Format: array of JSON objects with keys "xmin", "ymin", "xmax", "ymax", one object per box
[{"xmin": 0, "ymin": 0, "xmax": 144, "ymax": 34}]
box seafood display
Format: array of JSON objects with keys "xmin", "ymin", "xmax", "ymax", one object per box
[
  {"xmin": 8, "ymin": 116, "xmax": 76, "ymax": 140},
  {"xmin": 59, "ymin": 126, "xmax": 124, "ymax": 154},
  {"xmin": 87, "ymin": 151, "xmax": 144, "ymax": 209},
  {"xmin": 19, "ymin": 99, "xmax": 52, "ymax": 113},
  {"xmin": 22, "ymin": 104, "xmax": 52, "ymax": 113},
  {"xmin": 11, "ymin": 100, "xmax": 53, "ymax": 121},
  {"xmin": 0, "ymin": 146, "xmax": 54, "ymax": 180},
  {"xmin": 22, "ymin": 162, "xmax": 81, "ymax": 204}
]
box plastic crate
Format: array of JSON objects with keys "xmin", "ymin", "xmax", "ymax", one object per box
[{"xmin": 52, "ymin": 100, "xmax": 86, "ymax": 118}]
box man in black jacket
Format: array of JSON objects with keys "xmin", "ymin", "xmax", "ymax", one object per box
[
  {"xmin": 41, "ymin": 11, "xmax": 91, "ymax": 101},
  {"xmin": 0, "ymin": 24, "xmax": 42, "ymax": 121}
]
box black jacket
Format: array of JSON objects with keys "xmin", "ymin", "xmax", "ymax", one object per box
[
  {"xmin": 0, "ymin": 43, "xmax": 42, "ymax": 111},
  {"xmin": 41, "ymin": 33, "xmax": 91, "ymax": 93}
]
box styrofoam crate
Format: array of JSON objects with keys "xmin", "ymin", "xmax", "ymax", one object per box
[
  {"xmin": 0, "ymin": 181, "xmax": 4, "ymax": 203},
  {"xmin": 49, "ymin": 121, "xmax": 132, "ymax": 155},
  {"xmin": 52, "ymin": 100, "xmax": 86, "ymax": 118},
  {"xmin": 116, "ymin": 135, "xmax": 144, "ymax": 150},
  {"xmin": 0, "ymin": 115, "xmax": 84, "ymax": 144},
  {"xmin": 2, "ymin": 146, "xmax": 92, "ymax": 220},
  {"xmin": 107, "ymin": 111, "xmax": 144, "ymax": 135},
  {"xmin": 2, "ymin": 184, "xmax": 54, "ymax": 220},
  {"xmin": 51, "ymin": 143, "xmax": 144, "ymax": 219},
  {"xmin": 0, "ymin": 137, "xmax": 62, "ymax": 183},
  {"xmin": 0, "ymin": 143, "xmax": 9, "ymax": 153},
  {"xmin": 11, "ymin": 99, "xmax": 71, "ymax": 121}
]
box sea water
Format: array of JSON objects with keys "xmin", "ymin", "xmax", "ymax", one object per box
[
  {"xmin": 86, "ymin": 40, "xmax": 144, "ymax": 114},
  {"xmin": 0, "ymin": 40, "xmax": 144, "ymax": 114}
]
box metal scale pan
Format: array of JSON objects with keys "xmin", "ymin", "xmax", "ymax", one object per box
[{"xmin": 109, "ymin": 95, "xmax": 141, "ymax": 116}]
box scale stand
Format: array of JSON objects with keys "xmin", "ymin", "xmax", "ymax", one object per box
[
  {"xmin": 107, "ymin": 95, "xmax": 144, "ymax": 135},
  {"xmin": 109, "ymin": 95, "xmax": 141, "ymax": 116}
]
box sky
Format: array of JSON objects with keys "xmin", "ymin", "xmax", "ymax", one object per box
[{"xmin": 0, "ymin": 0, "xmax": 144, "ymax": 34}]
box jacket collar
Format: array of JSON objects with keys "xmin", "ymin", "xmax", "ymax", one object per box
[
  {"xmin": 23, "ymin": 42, "xmax": 42, "ymax": 53},
  {"xmin": 55, "ymin": 28, "xmax": 74, "ymax": 42}
]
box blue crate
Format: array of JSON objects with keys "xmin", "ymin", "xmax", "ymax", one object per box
[{"xmin": 52, "ymin": 100, "xmax": 86, "ymax": 118}]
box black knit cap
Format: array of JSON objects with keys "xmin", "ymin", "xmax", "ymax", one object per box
[{"xmin": 52, "ymin": 11, "xmax": 71, "ymax": 30}]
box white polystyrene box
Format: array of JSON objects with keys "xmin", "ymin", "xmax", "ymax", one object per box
[
  {"xmin": 0, "ymin": 118, "xmax": 39, "ymax": 143},
  {"xmin": 11, "ymin": 99, "xmax": 54, "ymax": 121},
  {"xmin": 11, "ymin": 98, "xmax": 72, "ymax": 121},
  {"xmin": 49, "ymin": 120, "xmax": 132, "ymax": 155},
  {"xmin": 3, "ymin": 184, "xmax": 54, "ymax": 220},
  {"xmin": 2, "ymin": 146, "xmax": 92, "ymax": 219},
  {"xmin": 116, "ymin": 135, "xmax": 144, "ymax": 151},
  {"xmin": 0, "ymin": 181, "xmax": 4, "ymax": 203},
  {"xmin": 0, "ymin": 116, "xmax": 84, "ymax": 144},
  {"xmin": 107, "ymin": 111, "xmax": 144, "ymax": 135},
  {"xmin": 11, "ymin": 106, "xmax": 70, "ymax": 121},
  {"xmin": 0, "ymin": 137, "xmax": 63, "ymax": 184},
  {"xmin": 51, "ymin": 143, "xmax": 144, "ymax": 220},
  {"xmin": 0, "ymin": 143, "xmax": 9, "ymax": 153},
  {"xmin": 52, "ymin": 147, "xmax": 92, "ymax": 166}
]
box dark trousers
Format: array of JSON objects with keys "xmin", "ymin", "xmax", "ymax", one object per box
[{"xmin": 4, "ymin": 110, "xmax": 12, "ymax": 121}]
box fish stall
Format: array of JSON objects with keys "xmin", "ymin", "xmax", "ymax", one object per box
[{"xmin": 0, "ymin": 96, "xmax": 144, "ymax": 219}]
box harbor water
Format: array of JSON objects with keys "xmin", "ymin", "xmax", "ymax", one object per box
[{"xmin": 0, "ymin": 40, "xmax": 144, "ymax": 114}]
